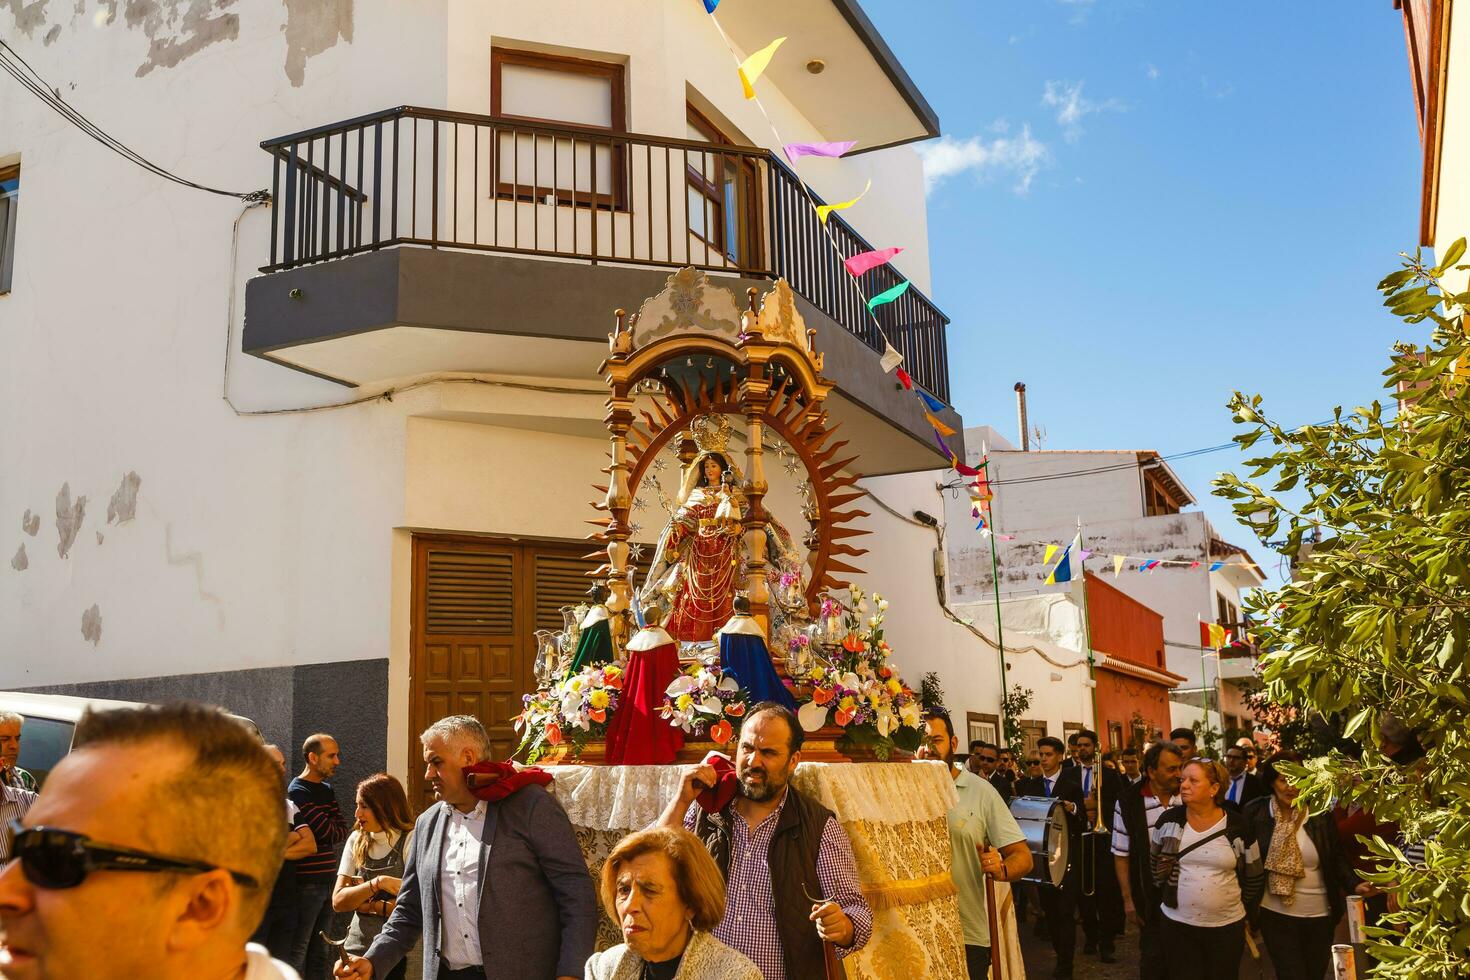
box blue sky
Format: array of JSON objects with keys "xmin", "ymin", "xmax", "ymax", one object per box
[{"xmin": 861, "ymin": 0, "xmax": 1425, "ymax": 585}]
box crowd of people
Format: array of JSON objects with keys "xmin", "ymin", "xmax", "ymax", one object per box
[
  {"xmin": 961, "ymin": 726, "xmax": 1416, "ymax": 980},
  {"xmin": 0, "ymin": 701, "xmax": 1422, "ymax": 980}
]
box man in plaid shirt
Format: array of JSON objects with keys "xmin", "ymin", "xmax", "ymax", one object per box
[{"xmin": 659, "ymin": 702, "xmax": 872, "ymax": 980}]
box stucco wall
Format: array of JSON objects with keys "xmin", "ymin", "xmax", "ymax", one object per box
[{"xmin": 1434, "ymin": 1, "xmax": 1469, "ymax": 296}]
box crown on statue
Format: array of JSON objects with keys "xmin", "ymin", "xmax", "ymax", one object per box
[{"xmin": 690, "ymin": 414, "xmax": 733, "ymax": 454}]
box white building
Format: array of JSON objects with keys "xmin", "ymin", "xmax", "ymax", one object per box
[
  {"xmin": 0, "ymin": 0, "xmax": 964, "ymax": 794},
  {"xmin": 941, "ymin": 434, "xmax": 1267, "ymax": 737}
]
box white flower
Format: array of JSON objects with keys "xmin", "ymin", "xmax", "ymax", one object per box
[
  {"xmin": 875, "ymin": 706, "xmax": 895, "ymax": 737},
  {"xmin": 899, "ymin": 702, "xmax": 922, "ymax": 729},
  {"xmin": 701, "ymin": 696, "xmax": 723, "ymax": 715},
  {"xmin": 839, "ymin": 671, "xmax": 862, "ymax": 690},
  {"xmin": 878, "ymin": 599, "xmax": 889, "ymax": 611},
  {"xmin": 666, "ymin": 675, "xmax": 698, "ymax": 697},
  {"xmin": 717, "ymin": 675, "xmax": 740, "ymax": 693},
  {"xmin": 867, "ymin": 616, "xmax": 879, "ymax": 628}
]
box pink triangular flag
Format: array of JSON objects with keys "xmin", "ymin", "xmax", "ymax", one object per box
[
  {"xmin": 844, "ymin": 247, "xmax": 903, "ymax": 278},
  {"xmin": 784, "ymin": 140, "xmax": 857, "ymax": 163}
]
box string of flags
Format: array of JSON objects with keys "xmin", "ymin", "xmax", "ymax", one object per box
[
  {"xmin": 1035, "ymin": 544, "xmax": 1262, "ymax": 578},
  {"xmin": 696, "ymin": 3, "xmax": 969, "ymax": 475}
]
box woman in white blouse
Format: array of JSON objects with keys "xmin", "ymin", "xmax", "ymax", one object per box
[
  {"xmin": 1244, "ymin": 751, "xmax": 1357, "ymax": 980},
  {"xmin": 1149, "ymin": 758, "xmax": 1266, "ymax": 980}
]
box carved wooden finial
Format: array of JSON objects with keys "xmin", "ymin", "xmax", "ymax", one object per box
[
  {"xmin": 807, "ymin": 327, "xmax": 818, "ymax": 351},
  {"xmin": 610, "ymin": 308, "xmax": 632, "ymax": 356},
  {"xmin": 747, "ymin": 287, "xmax": 760, "ymax": 313}
]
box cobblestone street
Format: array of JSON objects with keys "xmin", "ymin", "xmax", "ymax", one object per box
[{"xmin": 1016, "ymin": 912, "xmax": 1279, "ymax": 980}]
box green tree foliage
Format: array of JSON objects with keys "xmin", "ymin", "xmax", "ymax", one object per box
[
  {"xmin": 1000, "ymin": 684, "xmax": 1034, "ymax": 756},
  {"xmin": 1213, "ymin": 241, "xmax": 1470, "ymax": 977}
]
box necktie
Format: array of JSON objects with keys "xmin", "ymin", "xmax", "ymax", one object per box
[
  {"xmin": 1045, "ymin": 776, "xmax": 1054, "ymax": 798},
  {"xmin": 1230, "ymin": 777, "xmax": 1239, "ymax": 803},
  {"xmin": 1083, "ymin": 768, "xmax": 1091, "ymax": 796}
]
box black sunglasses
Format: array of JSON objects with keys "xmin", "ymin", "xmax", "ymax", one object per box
[{"xmin": 8, "ymin": 821, "xmax": 258, "ymax": 890}]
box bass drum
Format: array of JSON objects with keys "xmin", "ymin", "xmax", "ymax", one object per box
[{"xmin": 1009, "ymin": 796, "xmax": 1069, "ymax": 887}]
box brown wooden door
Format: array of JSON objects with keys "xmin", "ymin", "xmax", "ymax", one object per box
[{"xmin": 409, "ymin": 536, "xmax": 607, "ymax": 809}]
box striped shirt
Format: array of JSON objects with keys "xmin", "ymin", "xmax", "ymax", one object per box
[
  {"xmin": 1111, "ymin": 785, "xmax": 1180, "ymax": 857},
  {"xmin": 1, "ymin": 782, "xmax": 37, "ymax": 862},
  {"xmin": 685, "ymin": 793, "xmax": 873, "ymax": 980},
  {"xmin": 287, "ymin": 777, "xmax": 348, "ymax": 883}
]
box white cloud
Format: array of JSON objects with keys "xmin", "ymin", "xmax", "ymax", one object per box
[
  {"xmin": 915, "ymin": 128, "xmax": 1049, "ymax": 195},
  {"xmin": 1041, "ymin": 80, "xmax": 1125, "ymax": 141},
  {"xmin": 1145, "ymin": 63, "xmax": 1160, "ymax": 80}
]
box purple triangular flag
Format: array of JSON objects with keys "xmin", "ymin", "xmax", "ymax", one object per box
[{"xmin": 784, "ymin": 140, "xmax": 857, "ymax": 163}]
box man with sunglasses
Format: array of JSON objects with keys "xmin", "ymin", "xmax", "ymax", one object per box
[{"xmin": 0, "ymin": 701, "xmax": 299, "ymax": 979}]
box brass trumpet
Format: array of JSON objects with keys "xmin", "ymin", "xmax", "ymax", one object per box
[{"xmin": 1080, "ymin": 755, "xmax": 1107, "ymax": 897}]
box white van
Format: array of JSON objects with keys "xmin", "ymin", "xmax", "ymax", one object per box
[{"xmin": 0, "ymin": 691, "xmax": 260, "ymax": 788}]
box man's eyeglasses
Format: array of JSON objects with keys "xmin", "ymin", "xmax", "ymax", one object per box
[
  {"xmin": 977, "ymin": 755, "xmax": 998, "ymax": 764},
  {"xmin": 7, "ymin": 821, "xmax": 258, "ymax": 890},
  {"xmin": 1026, "ymin": 760, "xmax": 1042, "ymax": 768}
]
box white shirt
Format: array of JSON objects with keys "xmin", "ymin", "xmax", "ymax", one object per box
[
  {"xmin": 1164, "ymin": 816, "xmax": 1243, "ymax": 928},
  {"xmin": 439, "ymin": 800, "xmax": 488, "ymax": 969},
  {"xmin": 337, "ymin": 829, "xmax": 413, "ymax": 878},
  {"xmin": 1111, "ymin": 785, "xmax": 1180, "ymax": 857},
  {"xmin": 1261, "ymin": 822, "xmax": 1330, "ymax": 919},
  {"xmin": 244, "ymin": 942, "xmax": 301, "ymax": 979}
]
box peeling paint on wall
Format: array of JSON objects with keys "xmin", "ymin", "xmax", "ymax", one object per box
[
  {"xmin": 128, "ymin": 0, "xmax": 241, "ymax": 77},
  {"xmin": 55, "ymin": 482, "xmax": 86, "ymax": 559},
  {"xmin": 21, "ymin": 510, "xmax": 39, "ymax": 536},
  {"xmin": 42, "ymin": 21, "xmax": 58, "ymax": 42},
  {"xmin": 166, "ymin": 523, "xmax": 225, "ymax": 629},
  {"xmin": 96, "ymin": 531, "xmax": 104, "ymax": 545},
  {"xmin": 107, "ymin": 471, "xmax": 141, "ymax": 524},
  {"xmin": 10, "ymin": 544, "xmax": 26, "ymax": 571},
  {"xmin": 81, "ymin": 603, "xmax": 102, "ymax": 645},
  {"xmin": 0, "ymin": 0, "xmax": 51, "ymax": 39},
  {"xmin": 282, "ymin": 0, "xmax": 351, "ymax": 87}
]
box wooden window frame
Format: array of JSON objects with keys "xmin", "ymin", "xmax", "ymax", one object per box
[
  {"xmin": 685, "ymin": 104, "xmax": 763, "ymax": 268},
  {"xmin": 489, "ymin": 47, "xmax": 628, "ymax": 211},
  {"xmin": 965, "ymin": 711, "xmax": 1001, "ymax": 750}
]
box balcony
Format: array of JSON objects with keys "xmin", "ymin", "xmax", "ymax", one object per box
[{"xmin": 244, "ymin": 107, "xmax": 953, "ymax": 424}]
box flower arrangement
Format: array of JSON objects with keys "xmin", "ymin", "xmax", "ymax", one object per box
[
  {"xmin": 514, "ymin": 663, "xmax": 624, "ymax": 763},
  {"xmin": 661, "ymin": 663, "xmax": 751, "ymax": 746},
  {"xmin": 796, "ymin": 586, "xmax": 923, "ymax": 759}
]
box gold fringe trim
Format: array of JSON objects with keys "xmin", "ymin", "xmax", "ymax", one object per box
[{"xmin": 859, "ymin": 870, "xmax": 958, "ymax": 912}]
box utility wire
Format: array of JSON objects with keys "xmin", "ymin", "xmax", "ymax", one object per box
[{"xmin": 0, "ymin": 36, "xmax": 266, "ymax": 200}]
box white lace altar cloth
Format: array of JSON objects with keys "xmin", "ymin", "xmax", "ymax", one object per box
[{"xmin": 547, "ymin": 761, "xmax": 1024, "ymax": 980}]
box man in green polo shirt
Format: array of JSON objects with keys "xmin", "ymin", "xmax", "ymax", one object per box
[{"xmin": 920, "ymin": 710, "xmax": 1033, "ymax": 979}]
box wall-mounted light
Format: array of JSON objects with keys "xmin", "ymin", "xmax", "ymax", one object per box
[{"xmin": 806, "ymin": 59, "xmax": 826, "ymax": 75}]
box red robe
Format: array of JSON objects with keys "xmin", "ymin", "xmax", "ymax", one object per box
[
  {"xmin": 664, "ymin": 496, "xmax": 739, "ymax": 642},
  {"xmin": 604, "ymin": 625, "xmax": 685, "ymax": 765}
]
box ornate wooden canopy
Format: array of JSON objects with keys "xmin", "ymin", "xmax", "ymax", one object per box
[{"xmin": 586, "ymin": 268, "xmax": 870, "ymax": 636}]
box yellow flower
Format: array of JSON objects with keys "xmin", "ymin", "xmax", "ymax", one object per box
[
  {"xmin": 886, "ymin": 678, "xmax": 902, "ymax": 696},
  {"xmin": 810, "ymin": 667, "xmax": 825, "ymax": 681},
  {"xmin": 589, "ymin": 690, "xmax": 610, "ymax": 710},
  {"xmin": 676, "ymin": 693, "xmax": 693, "ymax": 711},
  {"xmin": 839, "ymin": 695, "xmax": 856, "ymax": 712}
]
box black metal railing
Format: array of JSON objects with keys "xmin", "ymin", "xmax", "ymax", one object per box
[{"xmin": 260, "ymin": 106, "xmax": 951, "ymax": 402}]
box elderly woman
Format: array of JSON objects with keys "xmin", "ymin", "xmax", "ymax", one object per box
[
  {"xmin": 1149, "ymin": 757, "xmax": 1266, "ymax": 980},
  {"xmin": 586, "ymin": 827, "xmax": 760, "ymax": 980},
  {"xmin": 1244, "ymin": 752, "xmax": 1358, "ymax": 980}
]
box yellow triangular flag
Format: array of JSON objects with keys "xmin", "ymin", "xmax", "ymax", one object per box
[
  {"xmin": 816, "ymin": 179, "xmax": 871, "ymax": 224},
  {"xmin": 1113, "ymin": 555, "xmax": 1125, "ymax": 578},
  {"xmin": 924, "ymin": 411, "xmax": 956, "ymax": 437},
  {"xmin": 738, "ymin": 36, "xmax": 787, "ymax": 99},
  {"xmin": 1043, "ymin": 543, "xmax": 1059, "ymax": 565},
  {"xmin": 1209, "ymin": 623, "xmax": 1227, "ymax": 649}
]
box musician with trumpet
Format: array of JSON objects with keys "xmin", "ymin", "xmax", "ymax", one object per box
[{"xmin": 1055, "ymin": 729, "xmax": 1126, "ymax": 965}]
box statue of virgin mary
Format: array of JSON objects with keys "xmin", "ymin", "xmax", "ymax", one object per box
[{"xmin": 642, "ymin": 416, "xmax": 747, "ymax": 642}]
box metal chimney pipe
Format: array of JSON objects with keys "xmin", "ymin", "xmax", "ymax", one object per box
[{"xmin": 1014, "ymin": 382, "xmax": 1030, "ymax": 451}]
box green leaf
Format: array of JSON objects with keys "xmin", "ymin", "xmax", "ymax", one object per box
[{"xmin": 1435, "ymin": 237, "xmax": 1467, "ymax": 275}]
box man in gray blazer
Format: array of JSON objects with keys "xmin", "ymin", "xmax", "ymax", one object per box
[{"xmin": 334, "ymin": 715, "xmax": 596, "ymax": 980}]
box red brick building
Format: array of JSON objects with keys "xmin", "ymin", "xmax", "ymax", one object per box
[{"xmin": 1085, "ymin": 573, "xmax": 1185, "ymax": 750}]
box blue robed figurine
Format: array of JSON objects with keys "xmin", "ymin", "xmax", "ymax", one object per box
[{"xmin": 717, "ymin": 594, "xmax": 796, "ymax": 709}]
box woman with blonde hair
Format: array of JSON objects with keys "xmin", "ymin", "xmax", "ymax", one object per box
[
  {"xmin": 586, "ymin": 827, "xmax": 760, "ymax": 980},
  {"xmin": 332, "ymin": 773, "xmax": 415, "ymax": 979},
  {"xmin": 1148, "ymin": 757, "xmax": 1265, "ymax": 980}
]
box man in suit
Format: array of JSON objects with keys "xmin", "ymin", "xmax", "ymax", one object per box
[
  {"xmin": 1015, "ymin": 735, "xmax": 1087, "ymax": 979},
  {"xmin": 1055, "ymin": 730, "xmax": 1125, "ymax": 964},
  {"xmin": 335, "ymin": 715, "xmax": 596, "ymax": 980},
  {"xmin": 1222, "ymin": 744, "xmax": 1268, "ymax": 810},
  {"xmin": 968, "ymin": 741, "xmax": 1015, "ymax": 803}
]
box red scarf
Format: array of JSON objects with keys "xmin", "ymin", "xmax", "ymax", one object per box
[
  {"xmin": 696, "ymin": 752, "xmax": 739, "ymax": 813},
  {"xmin": 462, "ymin": 760, "xmax": 553, "ymax": 802}
]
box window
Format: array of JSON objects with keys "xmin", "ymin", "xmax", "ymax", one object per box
[
  {"xmin": 0, "ymin": 164, "xmax": 17, "ymax": 294},
  {"xmin": 966, "ymin": 711, "xmax": 1000, "ymax": 749},
  {"xmin": 1018, "ymin": 719, "xmax": 1048, "ymax": 755},
  {"xmin": 1107, "ymin": 721, "xmax": 1124, "ymax": 750},
  {"xmin": 686, "ymin": 104, "xmax": 761, "ymax": 267},
  {"xmin": 490, "ymin": 48, "xmax": 626, "ymax": 208},
  {"xmin": 15, "ymin": 715, "xmax": 72, "ymax": 789}
]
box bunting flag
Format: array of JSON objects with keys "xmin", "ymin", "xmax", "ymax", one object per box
[
  {"xmin": 1113, "ymin": 554, "xmax": 1126, "ymax": 578},
  {"xmin": 867, "ymin": 279, "xmax": 911, "ymax": 311},
  {"xmin": 816, "ymin": 179, "xmax": 870, "ymax": 223},
  {"xmin": 845, "ymin": 246, "xmax": 904, "ymax": 277},
  {"xmin": 1043, "ymin": 543, "xmax": 1060, "ymax": 566},
  {"xmin": 785, "ymin": 140, "xmax": 857, "ymax": 163},
  {"xmin": 880, "ymin": 342, "xmax": 904, "ymax": 373},
  {"xmin": 1079, "ymin": 549, "xmax": 1092, "ymax": 562},
  {"xmin": 917, "ymin": 390, "xmax": 947, "ymax": 413},
  {"xmin": 1141, "ymin": 559, "xmax": 1161, "ymax": 571},
  {"xmin": 924, "ymin": 411, "xmax": 956, "ymax": 437},
  {"xmin": 954, "ymin": 459, "xmax": 982, "ymax": 477},
  {"xmin": 702, "ymin": 0, "xmax": 720, "ymax": 11},
  {"xmin": 932, "ymin": 428, "xmax": 953, "ymax": 457},
  {"xmin": 1199, "ymin": 622, "xmax": 1228, "ymax": 649},
  {"xmin": 1209, "ymin": 561, "xmax": 1224, "ymax": 571},
  {"xmin": 1046, "ymin": 534, "xmax": 1081, "ymax": 585},
  {"xmin": 895, "ymin": 367, "xmax": 913, "ymax": 390},
  {"xmin": 976, "ymin": 518, "xmax": 987, "ymax": 531},
  {"xmin": 972, "ymin": 506, "xmax": 980, "ymax": 518},
  {"xmin": 738, "ymin": 37, "xmax": 787, "ymax": 99}
]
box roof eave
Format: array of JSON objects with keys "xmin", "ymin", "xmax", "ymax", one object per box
[{"xmin": 826, "ymin": 0, "xmax": 942, "ymax": 152}]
